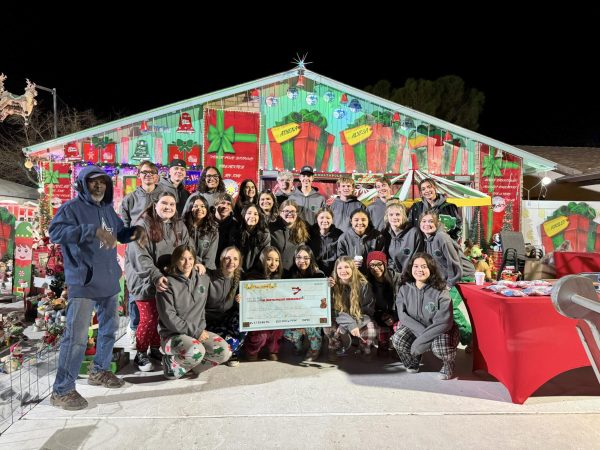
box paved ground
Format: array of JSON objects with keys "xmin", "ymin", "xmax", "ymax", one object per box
[{"xmin": 1, "ymin": 335, "xmax": 600, "ymax": 449}]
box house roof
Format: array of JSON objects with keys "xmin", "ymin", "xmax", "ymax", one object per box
[
  {"xmin": 0, "ymin": 178, "xmax": 39, "ymax": 201},
  {"xmin": 23, "ymin": 68, "xmax": 558, "ymax": 174},
  {"xmin": 517, "ymin": 145, "xmax": 600, "ymax": 184}
]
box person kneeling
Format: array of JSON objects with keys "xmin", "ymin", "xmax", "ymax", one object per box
[
  {"xmin": 391, "ymin": 252, "xmax": 459, "ymax": 380},
  {"xmin": 157, "ymin": 245, "xmax": 231, "ymax": 379}
]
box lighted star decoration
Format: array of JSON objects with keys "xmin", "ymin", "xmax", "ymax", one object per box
[{"xmin": 292, "ymin": 53, "xmax": 312, "ymax": 72}]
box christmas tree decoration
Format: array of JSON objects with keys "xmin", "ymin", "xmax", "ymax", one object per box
[
  {"xmin": 250, "ymin": 89, "xmax": 260, "ymax": 100},
  {"xmin": 176, "ymin": 112, "xmax": 195, "ymax": 134},
  {"xmin": 265, "ymin": 96, "xmax": 278, "ymax": 107},
  {"xmin": 392, "ymin": 111, "xmax": 400, "ymax": 122},
  {"xmin": 139, "ymin": 120, "xmax": 149, "ymax": 133},
  {"xmin": 323, "ymin": 91, "xmax": 334, "ymax": 103},
  {"xmin": 502, "ymin": 201, "xmax": 514, "ymax": 231},
  {"xmin": 296, "ymin": 74, "xmax": 305, "ymax": 88},
  {"xmin": 340, "ymin": 93, "xmax": 348, "ymax": 104},
  {"xmin": 24, "ymin": 159, "xmax": 34, "ymax": 169},
  {"xmin": 131, "ymin": 140, "xmax": 150, "ymax": 161}
]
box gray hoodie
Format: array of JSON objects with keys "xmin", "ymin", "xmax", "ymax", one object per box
[
  {"xmin": 206, "ymin": 270, "xmax": 237, "ymax": 322},
  {"xmin": 156, "ymin": 270, "xmax": 209, "ymax": 338},
  {"xmin": 125, "ymin": 220, "xmax": 190, "ymax": 301},
  {"xmin": 181, "ymin": 193, "xmax": 219, "ymax": 270},
  {"xmin": 395, "ymin": 282, "xmax": 453, "ymax": 355},
  {"xmin": 333, "ymin": 282, "xmax": 375, "ymax": 331},
  {"xmin": 423, "ymin": 230, "xmax": 463, "ymax": 288},
  {"xmin": 120, "ymin": 186, "xmax": 164, "ymax": 227},
  {"xmin": 289, "ymin": 188, "xmax": 325, "ymax": 225},
  {"xmin": 366, "ymin": 198, "xmax": 387, "ymax": 231},
  {"xmin": 383, "ymin": 226, "xmax": 423, "ymax": 273},
  {"xmin": 330, "ymin": 197, "xmax": 365, "ymax": 233},
  {"xmin": 337, "ymin": 228, "xmax": 384, "ymax": 273}
]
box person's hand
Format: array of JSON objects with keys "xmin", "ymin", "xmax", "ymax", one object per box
[
  {"xmin": 155, "ymin": 276, "xmax": 169, "ymax": 292},
  {"xmin": 199, "ymin": 330, "xmax": 209, "ymax": 342},
  {"xmin": 96, "ymin": 228, "xmax": 117, "ymax": 249},
  {"xmin": 235, "ymin": 293, "xmax": 241, "ymax": 303},
  {"xmin": 354, "ymin": 260, "xmax": 362, "ymax": 269},
  {"xmin": 327, "ymin": 277, "xmax": 335, "ymax": 287},
  {"xmin": 131, "ymin": 226, "xmax": 147, "ymax": 246},
  {"xmin": 195, "ymin": 263, "xmax": 206, "ymax": 275},
  {"xmin": 350, "ymin": 327, "xmax": 361, "ymax": 338}
]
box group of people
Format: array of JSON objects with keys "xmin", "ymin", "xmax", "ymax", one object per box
[{"xmin": 48, "ymin": 161, "xmax": 474, "ymax": 411}]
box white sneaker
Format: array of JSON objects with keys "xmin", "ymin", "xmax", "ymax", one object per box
[
  {"xmin": 134, "ymin": 352, "xmax": 153, "ymax": 372},
  {"xmin": 128, "ymin": 329, "xmax": 137, "ymax": 350}
]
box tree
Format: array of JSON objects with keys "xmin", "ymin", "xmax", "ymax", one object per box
[
  {"xmin": 0, "ymin": 103, "xmax": 101, "ymax": 186},
  {"xmin": 365, "ymin": 75, "xmax": 485, "ymax": 131}
]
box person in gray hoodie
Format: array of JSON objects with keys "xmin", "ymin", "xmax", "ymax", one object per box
[
  {"xmin": 206, "ymin": 246, "xmax": 245, "ymax": 366},
  {"xmin": 182, "ymin": 193, "xmax": 219, "ymax": 270},
  {"xmin": 125, "ymin": 191, "xmax": 191, "ymax": 372},
  {"xmin": 391, "ymin": 252, "xmax": 459, "ymax": 380},
  {"xmin": 156, "ymin": 245, "xmax": 231, "ymax": 379},
  {"xmin": 158, "ymin": 159, "xmax": 190, "ymax": 216},
  {"xmin": 196, "ymin": 166, "xmax": 226, "ymax": 209},
  {"xmin": 366, "ymin": 176, "xmax": 393, "ymax": 231},
  {"xmin": 336, "ymin": 209, "xmax": 384, "ymax": 274},
  {"xmin": 309, "ymin": 207, "xmax": 342, "ymax": 277},
  {"xmin": 288, "ymin": 165, "xmax": 325, "ymax": 225},
  {"xmin": 407, "ymin": 178, "xmax": 462, "ymax": 240},
  {"xmin": 382, "ymin": 203, "xmax": 423, "ymax": 273},
  {"xmin": 420, "ymin": 211, "xmax": 473, "ymax": 347},
  {"xmin": 330, "ymin": 176, "xmax": 365, "ymax": 233},
  {"xmin": 325, "ymin": 256, "xmax": 377, "ymax": 361}
]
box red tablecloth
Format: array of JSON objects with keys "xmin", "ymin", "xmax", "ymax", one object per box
[
  {"xmin": 554, "ymin": 251, "xmax": 600, "ymax": 278},
  {"xmin": 457, "ymin": 283, "xmax": 590, "ymax": 404}
]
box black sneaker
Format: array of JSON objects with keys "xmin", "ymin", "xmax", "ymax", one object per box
[
  {"xmin": 134, "ymin": 351, "xmax": 153, "ymax": 372},
  {"xmin": 162, "ymin": 355, "xmax": 176, "ymax": 380},
  {"xmin": 149, "ymin": 347, "xmax": 163, "ymax": 361}
]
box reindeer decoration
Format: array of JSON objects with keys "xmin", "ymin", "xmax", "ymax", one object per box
[{"xmin": 0, "ymin": 74, "xmax": 38, "ymax": 125}]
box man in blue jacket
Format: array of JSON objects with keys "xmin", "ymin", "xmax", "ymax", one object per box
[{"xmin": 49, "ymin": 166, "xmax": 144, "ymax": 410}]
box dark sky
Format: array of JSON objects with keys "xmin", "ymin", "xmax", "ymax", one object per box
[{"xmin": 4, "ymin": 9, "xmax": 598, "ymax": 147}]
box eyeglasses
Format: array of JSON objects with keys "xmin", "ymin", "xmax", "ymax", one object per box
[
  {"xmin": 140, "ymin": 171, "xmax": 158, "ymax": 176},
  {"xmin": 282, "ymin": 210, "xmax": 297, "ymax": 216},
  {"xmin": 369, "ymin": 262, "xmax": 384, "ymax": 268},
  {"xmin": 295, "ymin": 256, "xmax": 311, "ymax": 261},
  {"xmin": 206, "ymin": 174, "xmax": 220, "ymax": 179}
]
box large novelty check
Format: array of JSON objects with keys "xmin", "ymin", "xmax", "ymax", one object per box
[{"xmin": 239, "ymin": 278, "xmax": 331, "ymax": 332}]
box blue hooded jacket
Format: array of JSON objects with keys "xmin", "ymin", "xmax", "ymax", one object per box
[{"xmin": 49, "ymin": 165, "xmax": 137, "ymax": 298}]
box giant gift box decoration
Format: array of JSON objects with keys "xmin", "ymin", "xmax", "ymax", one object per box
[
  {"xmin": 83, "ymin": 137, "xmax": 116, "ymax": 164},
  {"xmin": 42, "ymin": 161, "xmax": 72, "ymax": 216},
  {"xmin": 167, "ymin": 139, "xmax": 201, "ymax": 166},
  {"xmin": 541, "ymin": 202, "xmax": 600, "ymax": 253},
  {"xmin": 340, "ymin": 112, "xmax": 403, "ymax": 173},
  {"xmin": 268, "ymin": 109, "xmax": 334, "ymax": 171}
]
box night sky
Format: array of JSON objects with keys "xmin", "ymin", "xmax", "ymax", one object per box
[{"xmin": 3, "ymin": 9, "xmax": 598, "ymax": 147}]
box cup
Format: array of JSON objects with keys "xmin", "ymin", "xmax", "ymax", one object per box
[
  {"xmin": 354, "ymin": 255, "xmax": 363, "ymax": 268},
  {"xmin": 475, "ymin": 271, "xmax": 485, "ymax": 286}
]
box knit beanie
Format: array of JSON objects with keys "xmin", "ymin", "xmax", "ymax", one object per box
[{"xmin": 366, "ymin": 251, "xmax": 387, "ymax": 266}]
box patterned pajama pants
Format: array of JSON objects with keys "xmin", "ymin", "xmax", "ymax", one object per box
[
  {"xmin": 162, "ymin": 331, "xmax": 232, "ymax": 379},
  {"xmin": 283, "ymin": 328, "xmax": 322, "ymax": 352},
  {"xmin": 136, "ymin": 299, "xmax": 161, "ymax": 352},
  {"xmin": 324, "ymin": 320, "xmax": 378, "ymax": 353},
  {"xmin": 391, "ymin": 324, "xmax": 459, "ymax": 374}
]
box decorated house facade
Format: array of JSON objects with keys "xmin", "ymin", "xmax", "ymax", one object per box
[{"xmin": 20, "ymin": 64, "xmax": 557, "ymax": 297}]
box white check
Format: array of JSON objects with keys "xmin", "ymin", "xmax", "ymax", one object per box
[{"xmin": 239, "ymin": 278, "xmax": 331, "ymax": 332}]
